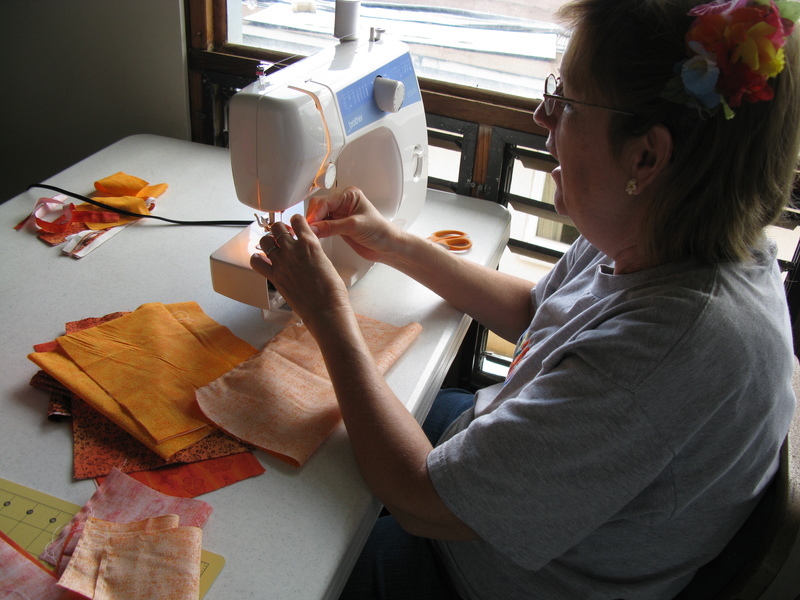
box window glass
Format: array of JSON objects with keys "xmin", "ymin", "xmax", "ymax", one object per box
[{"xmin": 230, "ymin": 0, "xmax": 568, "ymax": 98}]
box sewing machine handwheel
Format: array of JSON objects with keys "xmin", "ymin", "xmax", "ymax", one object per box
[{"xmin": 374, "ymin": 77, "xmax": 405, "ymax": 113}]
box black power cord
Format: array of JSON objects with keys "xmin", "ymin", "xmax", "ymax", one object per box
[{"xmin": 27, "ymin": 183, "xmax": 253, "ymax": 227}]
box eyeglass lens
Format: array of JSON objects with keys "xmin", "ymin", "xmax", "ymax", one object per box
[{"xmin": 544, "ymin": 74, "xmax": 559, "ymax": 116}]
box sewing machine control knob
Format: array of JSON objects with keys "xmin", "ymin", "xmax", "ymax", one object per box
[
  {"xmin": 315, "ymin": 162, "xmax": 337, "ymax": 190},
  {"xmin": 374, "ymin": 77, "xmax": 405, "ymax": 113}
]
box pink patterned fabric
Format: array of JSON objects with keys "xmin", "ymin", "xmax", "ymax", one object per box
[{"xmin": 41, "ymin": 468, "xmax": 212, "ymax": 574}]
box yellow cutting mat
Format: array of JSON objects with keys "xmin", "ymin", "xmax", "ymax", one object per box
[{"xmin": 0, "ymin": 476, "xmax": 225, "ymax": 598}]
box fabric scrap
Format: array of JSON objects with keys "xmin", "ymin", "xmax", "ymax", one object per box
[
  {"xmin": 95, "ymin": 452, "xmax": 265, "ymax": 497},
  {"xmin": 14, "ymin": 173, "xmax": 168, "ymax": 259},
  {"xmin": 94, "ymin": 526, "xmax": 202, "ymax": 600},
  {"xmin": 75, "ymin": 194, "xmax": 154, "ymax": 230},
  {"xmin": 76, "ymin": 171, "xmax": 168, "ymax": 230},
  {"xmin": 42, "ymin": 468, "xmax": 212, "ymax": 573},
  {"xmin": 0, "ymin": 532, "xmax": 83, "ymax": 600},
  {"xmin": 196, "ymin": 314, "xmax": 422, "ymax": 467},
  {"xmin": 57, "ymin": 515, "xmax": 180, "ymax": 598}
]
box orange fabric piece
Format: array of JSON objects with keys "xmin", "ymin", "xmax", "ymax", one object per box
[
  {"xmin": 77, "ymin": 195, "xmax": 153, "ymax": 230},
  {"xmin": 196, "ymin": 314, "xmax": 422, "ymax": 467},
  {"xmin": 56, "ymin": 303, "xmax": 226, "ymax": 443},
  {"xmin": 95, "ymin": 452, "xmax": 266, "ymax": 497},
  {"xmin": 29, "ymin": 301, "xmax": 258, "ymax": 458},
  {"xmin": 94, "ymin": 172, "xmax": 150, "ymax": 196},
  {"xmin": 137, "ymin": 182, "xmax": 168, "ymax": 198},
  {"xmin": 74, "ymin": 172, "xmax": 169, "ymax": 230},
  {"xmin": 57, "ymin": 515, "xmax": 181, "ymax": 598},
  {"xmin": 30, "ymin": 343, "xmax": 212, "ymax": 458}
]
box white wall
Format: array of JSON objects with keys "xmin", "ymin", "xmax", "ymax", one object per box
[{"xmin": 0, "ymin": 0, "xmax": 191, "ymax": 203}]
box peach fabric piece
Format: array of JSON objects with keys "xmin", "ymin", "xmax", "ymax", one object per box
[
  {"xmin": 196, "ymin": 314, "xmax": 422, "ymax": 467},
  {"xmin": 28, "ymin": 301, "xmax": 258, "ymax": 458},
  {"xmin": 94, "ymin": 526, "xmax": 202, "ymax": 600},
  {"xmin": 43, "ymin": 468, "xmax": 212, "ymax": 574},
  {"xmin": 57, "ymin": 515, "xmax": 181, "ymax": 598}
]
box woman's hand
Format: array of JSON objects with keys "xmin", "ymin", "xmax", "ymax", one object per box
[
  {"xmin": 306, "ymin": 186, "xmax": 401, "ymax": 264},
  {"xmin": 250, "ymin": 215, "xmax": 351, "ymax": 334}
]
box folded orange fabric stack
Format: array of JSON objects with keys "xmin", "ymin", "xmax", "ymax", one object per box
[
  {"xmin": 196, "ymin": 314, "xmax": 422, "ymax": 466},
  {"xmin": 29, "ymin": 301, "xmax": 258, "ymax": 459}
]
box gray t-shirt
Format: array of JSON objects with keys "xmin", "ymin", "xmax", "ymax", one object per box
[{"xmin": 428, "ymin": 236, "xmax": 796, "ymax": 600}]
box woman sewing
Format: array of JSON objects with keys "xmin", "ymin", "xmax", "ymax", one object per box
[{"xmin": 250, "ymin": 0, "xmax": 800, "ymax": 597}]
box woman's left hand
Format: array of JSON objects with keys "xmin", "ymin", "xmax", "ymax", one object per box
[{"xmin": 250, "ymin": 213, "xmax": 351, "ymax": 335}]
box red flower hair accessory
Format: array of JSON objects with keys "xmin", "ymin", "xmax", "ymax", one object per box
[{"xmin": 663, "ymin": 0, "xmax": 799, "ymax": 118}]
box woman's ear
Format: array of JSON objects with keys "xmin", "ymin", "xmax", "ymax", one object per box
[{"xmin": 628, "ymin": 124, "xmax": 673, "ymax": 195}]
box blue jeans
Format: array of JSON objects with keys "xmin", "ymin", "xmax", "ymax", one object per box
[{"xmin": 338, "ymin": 388, "xmax": 474, "ymax": 600}]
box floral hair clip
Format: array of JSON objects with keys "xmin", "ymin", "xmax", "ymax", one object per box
[{"xmin": 662, "ymin": 0, "xmax": 800, "ymax": 119}]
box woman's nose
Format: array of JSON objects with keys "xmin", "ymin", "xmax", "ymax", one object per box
[{"xmin": 533, "ymin": 99, "xmax": 555, "ymax": 130}]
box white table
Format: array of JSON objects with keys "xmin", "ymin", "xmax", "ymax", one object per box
[{"xmin": 0, "ymin": 134, "xmax": 510, "ymax": 599}]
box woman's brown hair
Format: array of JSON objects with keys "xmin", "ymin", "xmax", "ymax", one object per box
[{"xmin": 558, "ymin": 0, "xmax": 800, "ymax": 264}]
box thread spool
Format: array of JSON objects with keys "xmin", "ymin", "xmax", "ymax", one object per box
[{"xmin": 334, "ymin": 0, "xmax": 360, "ymax": 41}]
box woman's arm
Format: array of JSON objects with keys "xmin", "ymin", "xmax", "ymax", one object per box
[
  {"xmin": 307, "ymin": 187, "xmax": 535, "ymax": 343},
  {"xmin": 250, "ymin": 213, "xmax": 477, "ymax": 540}
]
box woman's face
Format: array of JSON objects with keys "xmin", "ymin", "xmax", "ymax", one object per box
[{"xmin": 533, "ymin": 71, "xmax": 646, "ymax": 267}]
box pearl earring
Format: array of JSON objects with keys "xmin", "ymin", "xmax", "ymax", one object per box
[{"xmin": 625, "ymin": 178, "xmax": 638, "ymax": 195}]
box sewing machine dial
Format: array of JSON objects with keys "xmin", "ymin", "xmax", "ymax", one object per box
[{"xmin": 373, "ymin": 77, "xmax": 405, "ymax": 113}]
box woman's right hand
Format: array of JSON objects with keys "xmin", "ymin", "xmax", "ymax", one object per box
[{"xmin": 306, "ymin": 186, "xmax": 401, "ymax": 264}]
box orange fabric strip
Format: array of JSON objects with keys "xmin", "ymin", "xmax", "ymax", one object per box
[{"xmin": 95, "ymin": 452, "xmax": 265, "ymax": 497}]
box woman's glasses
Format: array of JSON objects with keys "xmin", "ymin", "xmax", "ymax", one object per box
[{"xmin": 542, "ymin": 74, "xmax": 634, "ymax": 116}]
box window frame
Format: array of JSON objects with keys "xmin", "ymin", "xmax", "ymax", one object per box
[{"xmin": 184, "ymin": 0, "xmax": 549, "ymax": 148}]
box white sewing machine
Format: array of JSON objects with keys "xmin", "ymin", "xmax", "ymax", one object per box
[{"xmin": 210, "ymin": 12, "xmax": 428, "ymax": 311}]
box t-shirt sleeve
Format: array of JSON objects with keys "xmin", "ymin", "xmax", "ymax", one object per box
[{"xmin": 427, "ymin": 354, "xmax": 674, "ymax": 570}]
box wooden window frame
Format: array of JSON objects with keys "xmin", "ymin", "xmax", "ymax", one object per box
[{"xmin": 184, "ymin": 0, "xmax": 548, "ymax": 186}]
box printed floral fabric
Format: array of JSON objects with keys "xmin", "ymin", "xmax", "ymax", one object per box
[
  {"xmin": 69, "ymin": 393, "xmax": 258, "ymax": 482},
  {"xmin": 196, "ymin": 314, "xmax": 422, "ymax": 467}
]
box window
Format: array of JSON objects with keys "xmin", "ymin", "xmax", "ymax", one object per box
[{"xmin": 228, "ymin": 0, "xmax": 568, "ymax": 98}]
